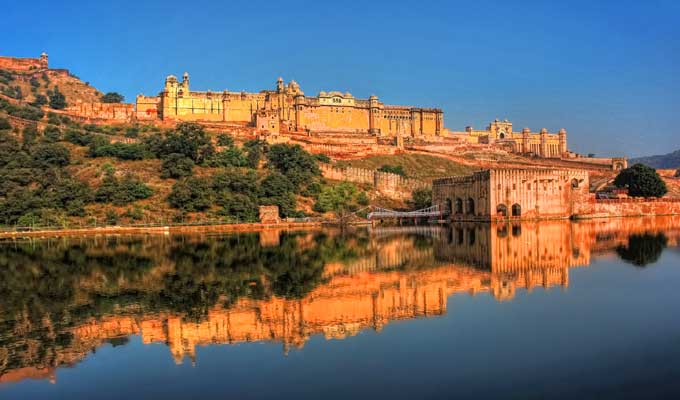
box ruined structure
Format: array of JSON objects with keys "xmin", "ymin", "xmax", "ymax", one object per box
[{"xmin": 433, "ymin": 168, "xmax": 590, "ymax": 221}]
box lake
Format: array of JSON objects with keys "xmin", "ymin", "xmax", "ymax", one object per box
[{"xmin": 1, "ymin": 217, "xmax": 680, "ymax": 399}]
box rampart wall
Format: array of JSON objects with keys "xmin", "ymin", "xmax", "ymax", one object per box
[{"xmin": 320, "ymin": 164, "xmax": 427, "ymax": 199}]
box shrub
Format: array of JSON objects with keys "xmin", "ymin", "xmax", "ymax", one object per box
[
  {"xmin": 378, "ymin": 164, "xmax": 406, "ymax": 177},
  {"xmin": 151, "ymin": 122, "xmax": 214, "ymax": 164},
  {"xmin": 216, "ymin": 133, "xmax": 234, "ymax": 147},
  {"xmin": 0, "ymin": 117, "xmax": 11, "ymax": 131},
  {"xmin": 64, "ymin": 129, "xmax": 93, "ymax": 146},
  {"xmin": 266, "ymin": 143, "xmax": 320, "ymax": 189},
  {"xmin": 100, "ymin": 92, "xmax": 124, "ymax": 103},
  {"xmin": 313, "ymin": 182, "xmax": 359, "ymax": 213},
  {"xmin": 88, "ymin": 138, "xmax": 146, "ymax": 160},
  {"xmin": 31, "ymin": 94, "xmax": 48, "ymax": 107},
  {"xmin": 206, "ymin": 147, "xmax": 248, "ymax": 167},
  {"xmin": 410, "ymin": 188, "xmax": 432, "ymax": 210},
  {"xmin": 106, "ymin": 209, "xmax": 119, "ymax": 225},
  {"xmin": 314, "ymin": 153, "xmax": 331, "ymax": 163},
  {"xmin": 43, "ymin": 125, "xmax": 61, "ymax": 142},
  {"xmin": 167, "ymin": 177, "xmax": 214, "ymax": 211},
  {"xmin": 244, "ymin": 139, "xmax": 266, "ymax": 168},
  {"xmin": 95, "ymin": 170, "xmax": 153, "ymax": 205},
  {"xmin": 31, "ymin": 143, "xmax": 70, "ymax": 168},
  {"xmin": 48, "ymin": 87, "xmax": 67, "ymax": 109},
  {"xmin": 614, "ymin": 163, "xmax": 667, "ymax": 198},
  {"xmin": 160, "ymin": 153, "xmax": 194, "ymax": 179},
  {"xmin": 22, "ymin": 125, "xmax": 39, "ymax": 147}
]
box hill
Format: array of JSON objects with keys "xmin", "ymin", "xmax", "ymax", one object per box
[{"xmin": 630, "ymin": 149, "xmax": 680, "ymax": 169}]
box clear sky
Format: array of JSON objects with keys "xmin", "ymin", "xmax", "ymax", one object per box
[{"xmin": 4, "ymin": 0, "xmax": 679, "ymax": 157}]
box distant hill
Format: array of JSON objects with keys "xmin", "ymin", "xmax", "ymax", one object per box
[{"xmin": 630, "ymin": 149, "xmax": 680, "ymax": 169}]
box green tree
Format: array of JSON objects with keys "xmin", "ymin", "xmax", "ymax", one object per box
[
  {"xmin": 614, "ymin": 163, "xmax": 667, "ymax": 198},
  {"xmin": 48, "ymin": 86, "xmax": 67, "ymax": 109},
  {"xmin": 160, "ymin": 153, "xmax": 194, "ymax": 179},
  {"xmin": 216, "ymin": 133, "xmax": 234, "ymax": 147},
  {"xmin": 313, "ymin": 182, "xmax": 359, "ymax": 213},
  {"xmin": 378, "ymin": 164, "xmax": 406, "ymax": 177},
  {"xmin": 42, "ymin": 125, "xmax": 61, "ymax": 142},
  {"xmin": 31, "ymin": 94, "xmax": 48, "ymax": 107},
  {"xmin": 0, "ymin": 117, "xmax": 11, "ymax": 131},
  {"xmin": 410, "ymin": 188, "xmax": 432, "ymax": 210},
  {"xmin": 21, "ymin": 125, "xmax": 39, "ymax": 148},
  {"xmin": 266, "ymin": 143, "xmax": 320, "ymax": 189},
  {"xmin": 31, "ymin": 143, "xmax": 70, "ymax": 168},
  {"xmin": 154, "ymin": 122, "xmax": 214, "ymax": 164},
  {"xmin": 167, "ymin": 177, "xmax": 214, "ymax": 211},
  {"xmin": 100, "ymin": 92, "xmax": 125, "ymax": 103},
  {"xmin": 206, "ymin": 147, "xmax": 248, "ymax": 167},
  {"xmin": 260, "ymin": 172, "xmax": 297, "ymax": 217}
]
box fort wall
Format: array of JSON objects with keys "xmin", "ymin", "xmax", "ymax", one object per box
[{"xmin": 320, "ymin": 164, "xmax": 428, "ymax": 199}]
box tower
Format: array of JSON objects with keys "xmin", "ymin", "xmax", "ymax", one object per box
[
  {"xmin": 522, "ymin": 128, "xmax": 531, "ymax": 153},
  {"xmin": 368, "ymin": 95, "xmax": 380, "ymax": 135},
  {"xmin": 558, "ymin": 128, "xmax": 567, "ymax": 155},
  {"xmin": 182, "ymin": 72, "xmax": 190, "ymax": 91},
  {"xmin": 39, "ymin": 52, "xmax": 48, "ymax": 69},
  {"xmin": 539, "ymin": 128, "xmax": 548, "ymax": 157}
]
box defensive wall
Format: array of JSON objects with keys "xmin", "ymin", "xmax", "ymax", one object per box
[{"xmin": 320, "ymin": 164, "xmax": 428, "ymax": 199}]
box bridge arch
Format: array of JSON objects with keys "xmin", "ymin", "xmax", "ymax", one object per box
[
  {"xmin": 497, "ymin": 204, "xmax": 508, "ymax": 218},
  {"xmin": 466, "ymin": 198, "xmax": 475, "ymax": 216},
  {"xmin": 511, "ymin": 203, "xmax": 521, "ymax": 217}
]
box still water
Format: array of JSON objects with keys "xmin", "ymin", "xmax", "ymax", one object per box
[{"xmin": 1, "ymin": 217, "xmax": 680, "ymax": 399}]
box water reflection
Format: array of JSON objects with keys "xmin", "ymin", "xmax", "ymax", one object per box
[{"xmin": 1, "ymin": 216, "xmax": 679, "ymax": 386}]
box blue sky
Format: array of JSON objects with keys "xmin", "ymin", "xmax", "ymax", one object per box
[{"xmin": 4, "ymin": 0, "xmax": 679, "ymax": 157}]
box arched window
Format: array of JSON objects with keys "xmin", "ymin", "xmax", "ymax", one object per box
[
  {"xmin": 454, "ymin": 198, "xmax": 463, "ymax": 214},
  {"xmin": 499, "ymin": 132, "xmax": 505, "ymax": 139},
  {"xmin": 445, "ymin": 199, "xmax": 453, "ymax": 215},
  {"xmin": 497, "ymin": 204, "xmax": 508, "ymax": 218},
  {"xmin": 571, "ymin": 179, "xmax": 579, "ymax": 189},
  {"xmin": 511, "ymin": 204, "xmax": 521, "ymax": 217},
  {"xmin": 466, "ymin": 198, "xmax": 475, "ymax": 216},
  {"xmin": 468, "ymin": 228, "xmax": 476, "ymax": 246}
]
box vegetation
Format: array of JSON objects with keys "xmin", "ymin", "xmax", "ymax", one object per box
[
  {"xmin": 614, "ymin": 163, "xmax": 667, "ymax": 198},
  {"xmin": 48, "ymin": 86, "xmax": 67, "ymax": 109},
  {"xmin": 313, "ymin": 182, "xmax": 367, "ymax": 213},
  {"xmin": 95, "ymin": 167, "xmax": 153, "ymax": 205},
  {"xmin": 378, "ymin": 164, "xmax": 406, "ymax": 177},
  {"xmin": 336, "ymin": 153, "xmax": 474, "ymax": 181},
  {"xmin": 100, "ymin": 92, "xmax": 124, "ymax": 103},
  {"xmin": 161, "ymin": 153, "xmax": 194, "ymax": 179},
  {"xmin": 410, "ymin": 188, "xmax": 432, "ymax": 210},
  {"xmin": 616, "ymin": 233, "xmax": 668, "ymax": 267}
]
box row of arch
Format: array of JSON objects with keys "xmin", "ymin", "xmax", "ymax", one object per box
[
  {"xmin": 445, "ymin": 198, "xmax": 476, "ymax": 216},
  {"xmin": 497, "ymin": 203, "xmax": 522, "ymax": 218}
]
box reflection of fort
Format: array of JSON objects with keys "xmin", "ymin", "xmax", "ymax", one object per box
[{"xmin": 2, "ymin": 217, "xmax": 680, "ymax": 384}]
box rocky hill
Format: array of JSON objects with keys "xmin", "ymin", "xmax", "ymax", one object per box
[
  {"xmin": 630, "ymin": 149, "xmax": 680, "ymax": 169},
  {"xmin": 0, "ymin": 56, "xmax": 103, "ymax": 107}
]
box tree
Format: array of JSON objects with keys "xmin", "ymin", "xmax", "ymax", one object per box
[
  {"xmin": 155, "ymin": 122, "xmax": 214, "ymax": 164},
  {"xmin": 614, "ymin": 163, "xmax": 667, "ymax": 198},
  {"xmin": 100, "ymin": 92, "xmax": 124, "ymax": 103},
  {"xmin": 266, "ymin": 144, "xmax": 320, "ymax": 189},
  {"xmin": 244, "ymin": 139, "xmax": 266, "ymax": 168},
  {"xmin": 31, "ymin": 94, "xmax": 48, "ymax": 107},
  {"xmin": 167, "ymin": 177, "xmax": 214, "ymax": 211},
  {"xmin": 31, "ymin": 143, "xmax": 70, "ymax": 168},
  {"xmin": 206, "ymin": 147, "xmax": 248, "ymax": 167},
  {"xmin": 216, "ymin": 133, "xmax": 234, "ymax": 147},
  {"xmin": 160, "ymin": 153, "xmax": 194, "ymax": 179},
  {"xmin": 0, "ymin": 117, "xmax": 11, "ymax": 131},
  {"xmin": 260, "ymin": 172, "xmax": 298, "ymax": 217},
  {"xmin": 378, "ymin": 164, "xmax": 406, "ymax": 177},
  {"xmin": 42, "ymin": 125, "xmax": 61, "ymax": 142},
  {"xmin": 48, "ymin": 87, "xmax": 67, "ymax": 109},
  {"xmin": 410, "ymin": 188, "xmax": 432, "ymax": 210},
  {"xmin": 313, "ymin": 182, "xmax": 359, "ymax": 213},
  {"xmin": 22, "ymin": 125, "xmax": 39, "ymax": 148}
]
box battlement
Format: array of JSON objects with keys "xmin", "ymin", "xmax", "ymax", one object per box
[{"xmin": 0, "ymin": 52, "xmax": 48, "ymax": 72}]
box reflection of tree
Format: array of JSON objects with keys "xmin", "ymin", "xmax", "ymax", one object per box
[{"xmin": 616, "ymin": 233, "xmax": 668, "ymax": 267}]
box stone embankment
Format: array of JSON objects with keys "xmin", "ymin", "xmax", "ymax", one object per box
[{"xmin": 574, "ymin": 197, "xmax": 680, "ymax": 219}]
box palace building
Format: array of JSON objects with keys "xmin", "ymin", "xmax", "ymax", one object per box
[
  {"xmin": 432, "ymin": 168, "xmax": 590, "ymax": 221},
  {"xmin": 136, "ymin": 73, "xmax": 444, "ymax": 137}
]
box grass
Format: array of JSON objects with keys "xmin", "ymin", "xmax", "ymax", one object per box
[{"xmin": 335, "ymin": 153, "xmax": 476, "ymax": 181}]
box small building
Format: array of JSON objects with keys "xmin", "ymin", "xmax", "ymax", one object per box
[
  {"xmin": 259, "ymin": 205, "xmax": 281, "ymax": 224},
  {"xmin": 432, "ymin": 168, "xmax": 590, "ymax": 221}
]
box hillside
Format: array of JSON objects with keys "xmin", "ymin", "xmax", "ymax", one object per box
[
  {"xmin": 630, "ymin": 149, "xmax": 680, "ymax": 169},
  {"xmin": 0, "ymin": 64, "xmax": 104, "ymax": 107},
  {"xmin": 335, "ymin": 153, "xmax": 476, "ymax": 181}
]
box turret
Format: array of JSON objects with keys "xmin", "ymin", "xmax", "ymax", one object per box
[
  {"xmin": 182, "ymin": 72, "xmax": 190, "ymax": 91},
  {"xmin": 539, "ymin": 128, "xmax": 548, "ymax": 157},
  {"xmin": 368, "ymin": 95, "xmax": 380, "ymax": 135},
  {"xmin": 522, "ymin": 128, "xmax": 531, "ymax": 153},
  {"xmin": 558, "ymin": 128, "xmax": 567, "ymax": 155},
  {"xmin": 39, "ymin": 52, "xmax": 48, "ymax": 69}
]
